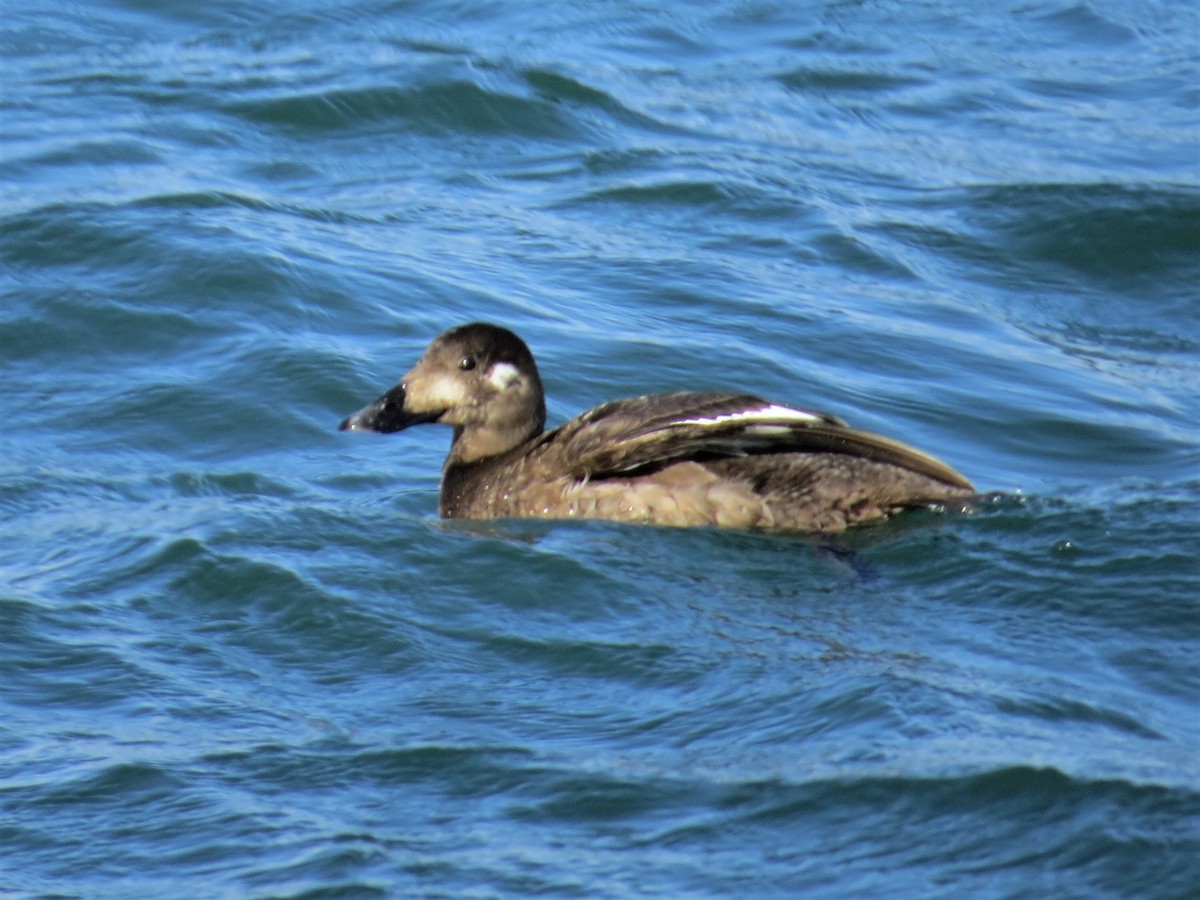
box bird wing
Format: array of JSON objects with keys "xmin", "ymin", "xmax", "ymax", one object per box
[{"xmin": 541, "ymin": 391, "xmax": 972, "ymax": 489}]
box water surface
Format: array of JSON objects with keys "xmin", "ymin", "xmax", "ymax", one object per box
[{"xmin": 2, "ymin": 0, "xmax": 1199, "ymax": 896}]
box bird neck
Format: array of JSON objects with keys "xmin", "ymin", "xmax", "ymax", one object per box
[{"xmin": 447, "ymin": 421, "xmax": 541, "ymax": 466}]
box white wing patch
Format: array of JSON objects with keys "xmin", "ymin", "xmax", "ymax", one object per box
[
  {"xmin": 675, "ymin": 404, "xmax": 823, "ymax": 428},
  {"xmin": 487, "ymin": 362, "xmax": 522, "ymax": 390}
]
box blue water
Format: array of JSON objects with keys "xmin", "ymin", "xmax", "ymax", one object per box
[{"xmin": 3, "ymin": 1, "xmax": 1199, "ymax": 896}]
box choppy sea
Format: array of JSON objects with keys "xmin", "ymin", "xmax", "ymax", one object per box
[{"xmin": 2, "ymin": 1, "xmax": 1199, "ymax": 897}]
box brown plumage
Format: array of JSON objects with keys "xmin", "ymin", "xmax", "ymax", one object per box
[{"xmin": 339, "ymin": 323, "xmax": 975, "ymax": 532}]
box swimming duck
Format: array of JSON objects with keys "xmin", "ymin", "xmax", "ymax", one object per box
[{"xmin": 339, "ymin": 323, "xmax": 974, "ymax": 532}]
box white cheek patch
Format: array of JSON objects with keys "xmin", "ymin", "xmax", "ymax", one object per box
[
  {"xmin": 486, "ymin": 362, "xmax": 522, "ymax": 391},
  {"xmin": 676, "ymin": 404, "xmax": 823, "ymax": 427},
  {"xmin": 415, "ymin": 373, "xmax": 471, "ymax": 407}
]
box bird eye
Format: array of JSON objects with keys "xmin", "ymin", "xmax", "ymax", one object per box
[{"xmin": 458, "ymin": 355, "xmax": 477, "ymax": 371}]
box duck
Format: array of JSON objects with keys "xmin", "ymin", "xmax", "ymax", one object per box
[{"xmin": 339, "ymin": 322, "xmax": 975, "ymax": 532}]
